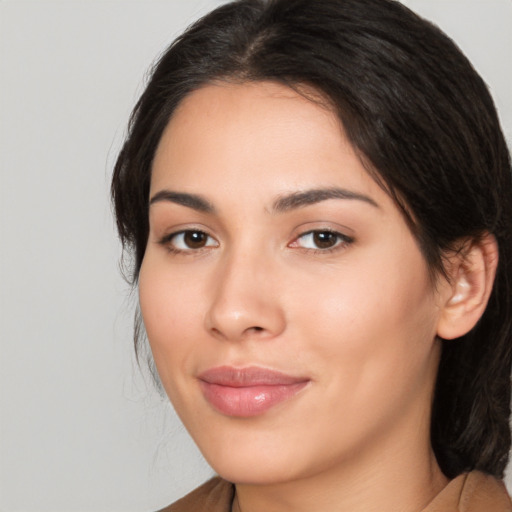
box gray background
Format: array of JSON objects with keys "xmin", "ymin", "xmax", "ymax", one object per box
[{"xmin": 0, "ymin": 1, "xmax": 511, "ymax": 511}]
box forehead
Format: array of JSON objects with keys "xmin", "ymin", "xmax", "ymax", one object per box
[
  {"xmin": 151, "ymin": 81, "xmax": 379, "ymax": 199},
  {"xmin": 155, "ymin": 81, "xmax": 342, "ymax": 162}
]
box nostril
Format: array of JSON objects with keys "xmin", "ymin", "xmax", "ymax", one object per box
[{"xmin": 248, "ymin": 326, "xmax": 264, "ymax": 333}]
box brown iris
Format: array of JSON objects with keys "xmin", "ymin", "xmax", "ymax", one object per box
[
  {"xmin": 183, "ymin": 231, "xmax": 208, "ymax": 249},
  {"xmin": 312, "ymin": 231, "xmax": 339, "ymax": 249}
]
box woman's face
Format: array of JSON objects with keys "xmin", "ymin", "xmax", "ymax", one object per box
[{"xmin": 139, "ymin": 82, "xmax": 446, "ymax": 484}]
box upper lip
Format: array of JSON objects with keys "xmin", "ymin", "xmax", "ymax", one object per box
[{"xmin": 198, "ymin": 366, "xmax": 309, "ymax": 387}]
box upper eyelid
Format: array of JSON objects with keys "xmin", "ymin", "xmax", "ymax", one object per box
[
  {"xmin": 290, "ymin": 222, "xmax": 355, "ymax": 240},
  {"xmin": 298, "ymin": 228, "xmax": 348, "ymax": 236},
  {"xmin": 161, "ymin": 228, "xmax": 217, "ymax": 242},
  {"xmin": 156, "ymin": 223, "xmax": 215, "ymax": 239},
  {"xmin": 292, "ymin": 229, "xmax": 353, "ymax": 243}
]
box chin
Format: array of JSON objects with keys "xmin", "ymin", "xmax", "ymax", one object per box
[
  {"xmin": 195, "ymin": 425, "xmax": 341, "ymax": 486},
  {"xmin": 210, "ymin": 456, "xmax": 303, "ymax": 485}
]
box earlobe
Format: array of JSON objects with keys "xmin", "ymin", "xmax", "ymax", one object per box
[{"xmin": 436, "ymin": 234, "xmax": 498, "ymax": 340}]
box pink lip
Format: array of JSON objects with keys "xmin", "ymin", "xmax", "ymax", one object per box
[{"xmin": 198, "ymin": 366, "xmax": 309, "ymax": 417}]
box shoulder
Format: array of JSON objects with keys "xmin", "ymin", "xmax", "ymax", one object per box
[
  {"xmin": 157, "ymin": 477, "xmax": 234, "ymax": 512},
  {"xmin": 423, "ymin": 471, "xmax": 512, "ymax": 512},
  {"xmin": 156, "ymin": 471, "xmax": 511, "ymax": 512},
  {"xmin": 459, "ymin": 471, "xmax": 512, "ymax": 512}
]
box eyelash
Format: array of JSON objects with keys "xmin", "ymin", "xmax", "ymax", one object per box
[
  {"xmin": 290, "ymin": 229, "xmax": 354, "ymax": 254},
  {"xmin": 158, "ymin": 229, "xmax": 354, "ymax": 255},
  {"xmin": 158, "ymin": 230, "xmax": 218, "ymax": 254}
]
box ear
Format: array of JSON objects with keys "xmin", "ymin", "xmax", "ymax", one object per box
[{"xmin": 436, "ymin": 233, "xmax": 499, "ymax": 340}]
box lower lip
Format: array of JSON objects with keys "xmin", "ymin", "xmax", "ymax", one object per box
[{"xmin": 199, "ymin": 381, "xmax": 308, "ymax": 417}]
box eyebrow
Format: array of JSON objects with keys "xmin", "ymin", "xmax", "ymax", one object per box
[
  {"xmin": 272, "ymin": 187, "xmax": 379, "ymax": 212},
  {"xmin": 149, "ymin": 190, "xmax": 214, "ymax": 213},
  {"xmin": 149, "ymin": 186, "xmax": 379, "ymax": 214}
]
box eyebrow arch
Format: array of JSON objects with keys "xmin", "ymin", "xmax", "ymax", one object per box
[
  {"xmin": 272, "ymin": 187, "xmax": 379, "ymax": 212},
  {"xmin": 149, "ymin": 190, "xmax": 214, "ymax": 213}
]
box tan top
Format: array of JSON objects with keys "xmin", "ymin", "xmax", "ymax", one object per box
[{"xmin": 161, "ymin": 471, "xmax": 512, "ymax": 512}]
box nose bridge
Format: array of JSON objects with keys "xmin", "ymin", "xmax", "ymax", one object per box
[{"xmin": 205, "ymin": 240, "xmax": 285, "ymax": 341}]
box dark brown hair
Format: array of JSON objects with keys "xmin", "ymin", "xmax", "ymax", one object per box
[{"xmin": 112, "ymin": 0, "xmax": 512, "ymax": 478}]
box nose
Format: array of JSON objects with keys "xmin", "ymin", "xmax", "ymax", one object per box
[{"xmin": 204, "ymin": 249, "xmax": 286, "ymax": 342}]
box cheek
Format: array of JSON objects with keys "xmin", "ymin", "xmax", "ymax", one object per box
[
  {"xmin": 138, "ymin": 257, "xmax": 205, "ymax": 385},
  {"xmin": 288, "ymin": 245, "xmax": 439, "ymax": 394}
]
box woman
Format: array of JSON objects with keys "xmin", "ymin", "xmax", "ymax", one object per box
[{"xmin": 111, "ymin": 0, "xmax": 512, "ymax": 510}]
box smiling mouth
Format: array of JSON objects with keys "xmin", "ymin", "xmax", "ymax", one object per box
[{"xmin": 198, "ymin": 366, "xmax": 310, "ymax": 417}]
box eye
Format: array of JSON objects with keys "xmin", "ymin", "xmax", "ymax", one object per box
[
  {"xmin": 163, "ymin": 230, "xmax": 219, "ymax": 251},
  {"xmin": 291, "ymin": 230, "xmax": 353, "ymax": 251}
]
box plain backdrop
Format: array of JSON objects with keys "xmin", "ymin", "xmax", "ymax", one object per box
[{"xmin": 0, "ymin": 1, "xmax": 511, "ymax": 511}]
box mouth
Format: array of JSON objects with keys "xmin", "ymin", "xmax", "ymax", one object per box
[{"xmin": 198, "ymin": 366, "xmax": 310, "ymax": 417}]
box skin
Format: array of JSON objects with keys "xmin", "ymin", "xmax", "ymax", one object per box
[{"xmin": 139, "ymin": 81, "xmax": 456, "ymax": 512}]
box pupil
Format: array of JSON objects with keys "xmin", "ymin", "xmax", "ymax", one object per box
[
  {"xmin": 313, "ymin": 231, "xmax": 336, "ymax": 249},
  {"xmin": 184, "ymin": 231, "xmax": 206, "ymax": 248}
]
